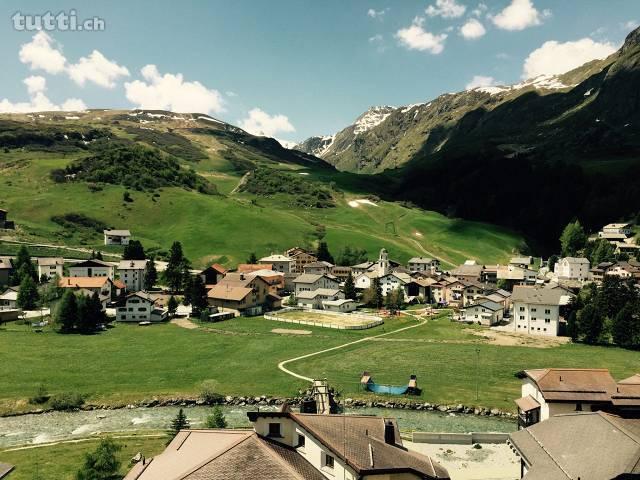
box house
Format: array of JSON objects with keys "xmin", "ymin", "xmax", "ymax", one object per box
[
  {"xmin": 600, "ymin": 222, "xmax": 633, "ymax": 237},
  {"xmin": 237, "ymin": 263, "xmax": 271, "ymax": 274},
  {"xmin": 207, "ymin": 273, "xmax": 278, "ymax": 316},
  {"xmin": 0, "ymin": 257, "xmax": 13, "ymax": 287},
  {"xmin": 553, "ymin": 257, "xmax": 590, "ymax": 281},
  {"xmin": 589, "ymin": 261, "xmax": 615, "ymax": 283},
  {"xmin": 293, "ymin": 273, "xmax": 340, "ymax": 296},
  {"xmin": 351, "ymin": 261, "xmax": 376, "ymax": 275},
  {"xmin": 612, "ymin": 374, "xmax": 640, "ymax": 416},
  {"xmin": 431, "ymin": 277, "xmax": 464, "ymax": 306},
  {"xmin": 68, "ymin": 259, "xmax": 114, "ymax": 279},
  {"xmin": 509, "ymin": 412, "xmax": 640, "ymax": 480},
  {"xmin": 405, "ymin": 277, "xmax": 437, "ymax": 301},
  {"xmin": 514, "ymin": 368, "xmax": 617, "ymax": 428},
  {"xmin": 330, "ymin": 265, "xmax": 352, "ymax": 281},
  {"xmin": 117, "ymin": 292, "xmax": 167, "ymax": 322},
  {"xmin": 117, "ymin": 259, "xmax": 148, "ymax": 292},
  {"xmin": 297, "ymin": 288, "xmax": 344, "ymax": 309},
  {"xmin": 460, "ymin": 280, "xmax": 491, "ymax": 307},
  {"xmin": 481, "ymin": 265, "xmax": 498, "ymax": 283},
  {"xmin": 322, "ymin": 298, "xmax": 358, "ymax": 313},
  {"xmin": 303, "ymin": 261, "xmax": 334, "ymax": 275},
  {"xmin": 103, "ymin": 229, "xmax": 131, "ymax": 245},
  {"xmin": 497, "ymin": 264, "xmax": 537, "ymax": 286},
  {"xmin": 0, "ymin": 209, "xmax": 15, "ymax": 229},
  {"xmin": 74, "ymin": 288, "xmax": 110, "ymax": 309},
  {"xmin": 36, "ymin": 257, "xmax": 64, "ymax": 281},
  {"xmin": 450, "ymin": 261, "xmax": 484, "ymax": 283},
  {"xmin": 0, "ymin": 287, "xmax": 18, "ymax": 310},
  {"xmin": 378, "ymin": 272, "xmax": 411, "ymax": 299},
  {"xmin": 511, "ymin": 286, "xmax": 574, "ymax": 336},
  {"xmin": 510, "ymin": 256, "xmax": 534, "ymax": 269},
  {"xmin": 461, "ymin": 300, "xmax": 504, "ymax": 326},
  {"xmin": 125, "ymin": 410, "xmax": 449, "ymax": 480},
  {"xmin": 407, "ymin": 256, "xmax": 440, "ymax": 273},
  {"xmin": 259, "ymin": 254, "xmax": 293, "ymax": 273},
  {"xmin": 285, "ymin": 247, "xmax": 318, "ymax": 274},
  {"xmin": 200, "ymin": 263, "xmax": 228, "ymax": 286},
  {"xmin": 58, "ymin": 276, "xmax": 114, "ymax": 299},
  {"xmin": 477, "ymin": 289, "xmax": 512, "ymax": 310},
  {"xmin": 248, "ymin": 269, "xmax": 285, "ymax": 295},
  {"xmin": 613, "ymin": 237, "xmax": 640, "ymax": 256},
  {"xmin": 605, "ymin": 261, "xmax": 640, "ymax": 281}
]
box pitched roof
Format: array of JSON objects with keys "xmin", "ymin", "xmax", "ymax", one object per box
[
  {"xmin": 524, "ymin": 368, "xmax": 617, "ymax": 402},
  {"xmin": 59, "ymin": 277, "xmax": 111, "ymax": 289},
  {"xmin": 559, "ymin": 256, "xmax": 590, "ymax": 264},
  {"xmin": 207, "ymin": 284, "xmax": 253, "ymax": 302},
  {"xmin": 118, "ymin": 260, "xmax": 148, "ymax": 270},
  {"xmin": 297, "ymin": 288, "xmax": 341, "ymax": 299},
  {"xmin": 237, "ymin": 263, "xmax": 271, "ymax": 273},
  {"xmin": 0, "ymin": 257, "xmax": 12, "ymax": 269},
  {"xmin": 103, "ymin": 229, "xmax": 131, "ymax": 236},
  {"xmin": 293, "ymin": 273, "xmax": 337, "ymax": 284},
  {"xmin": 126, "ymin": 291, "xmax": 155, "ymax": 303},
  {"xmin": 125, "ymin": 430, "xmax": 326, "ymax": 480},
  {"xmin": 450, "ymin": 264, "xmax": 483, "ymax": 277},
  {"xmin": 467, "ymin": 300, "xmax": 503, "ymax": 311},
  {"xmin": 510, "ymin": 256, "xmax": 533, "ymax": 265},
  {"xmin": 612, "ymin": 374, "xmax": 640, "ymax": 406},
  {"xmin": 408, "ymin": 257, "xmax": 434, "ymax": 263},
  {"xmin": 509, "ymin": 412, "xmax": 640, "ymax": 480},
  {"xmin": 259, "ymin": 255, "xmax": 292, "ymax": 262},
  {"xmin": 304, "ymin": 261, "xmax": 334, "ymax": 268},
  {"xmin": 37, "ymin": 257, "xmax": 64, "ymax": 266},
  {"xmin": 204, "ymin": 263, "xmax": 228, "ymax": 275},
  {"xmin": 70, "ymin": 259, "xmax": 113, "ymax": 268},
  {"xmin": 0, "ymin": 289, "xmax": 18, "ymax": 301},
  {"xmin": 511, "ymin": 286, "xmax": 572, "ymax": 306}
]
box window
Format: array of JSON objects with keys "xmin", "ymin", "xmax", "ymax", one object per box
[
  {"xmin": 545, "ymin": 319, "xmax": 550, "ymax": 323},
  {"xmin": 545, "ymin": 309, "xmax": 551, "ymax": 314},
  {"xmin": 324, "ymin": 453, "xmax": 335, "ymax": 469},
  {"xmin": 519, "ymin": 315, "xmax": 524, "ymax": 320},
  {"xmin": 531, "ymin": 308, "xmax": 537, "ymax": 312},
  {"xmin": 268, "ymin": 423, "xmax": 281, "ymax": 437},
  {"xmin": 296, "ymin": 434, "xmax": 305, "ymax": 448},
  {"xmin": 519, "ymin": 306, "xmax": 524, "ymax": 312}
]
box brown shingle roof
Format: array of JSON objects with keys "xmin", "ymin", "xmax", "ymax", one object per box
[
  {"xmin": 207, "ymin": 284, "xmax": 252, "ymax": 302},
  {"xmin": 59, "ymin": 277, "xmax": 110, "ymax": 289},
  {"xmin": 237, "ymin": 263, "xmax": 271, "ymax": 273},
  {"xmin": 525, "ymin": 368, "xmax": 617, "ymax": 402}
]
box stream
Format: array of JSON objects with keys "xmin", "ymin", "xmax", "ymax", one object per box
[{"xmin": 0, "ymin": 405, "xmax": 515, "ymax": 449}]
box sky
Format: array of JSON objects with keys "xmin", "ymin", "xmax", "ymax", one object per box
[{"xmin": 0, "ymin": 0, "xmax": 638, "ymax": 143}]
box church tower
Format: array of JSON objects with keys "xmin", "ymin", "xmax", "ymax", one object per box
[{"xmin": 377, "ymin": 248, "xmax": 390, "ymax": 277}]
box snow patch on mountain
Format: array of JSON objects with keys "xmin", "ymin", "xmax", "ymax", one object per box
[
  {"xmin": 470, "ymin": 74, "xmax": 572, "ymax": 96},
  {"xmin": 353, "ymin": 106, "xmax": 395, "ymax": 134}
]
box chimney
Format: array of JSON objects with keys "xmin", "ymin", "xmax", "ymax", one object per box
[
  {"xmin": 240, "ymin": 274, "xmax": 245, "ymax": 281},
  {"xmin": 384, "ymin": 420, "xmax": 395, "ymax": 445}
]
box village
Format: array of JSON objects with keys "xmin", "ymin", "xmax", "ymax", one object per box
[{"xmin": 0, "ymin": 218, "xmax": 639, "ymax": 479}]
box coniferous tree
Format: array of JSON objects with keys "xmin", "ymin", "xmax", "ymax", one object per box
[
  {"xmin": 57, "ymin": 290, "xmax": 78, "ymax": 333},
  {"xmin": 182, "ymin": 275, "xmax": 193, "ymax": 306},
  {"xmin": 343, "ymin": 272, "xmax": 357, "ymax": 300},
  {"xmin": 190, "ymin": 275, "xmax": 208, "ymax": 317},
  {"xmin": 373, "ymin": 277, "xmax": 383, "ymax": 308},
  {"xmin": 165, "ymin": 242, "xmax": 186, "ymax": 292},
  {"xmin": 205, "ymin": 406, "xmax": 227, "ymax": 429},
  {"xmin": 559, "ymin": 220, "xmax": 587, "ymax": 257},
  {"xmin": 11, "ymin": 246, "xmax": 36, "ymax": 285},
  {"xmin": 167, "ymin": 295, "xmax": 178, "ymax": 317},
  {"xmin": 247, "ymin": 252, "xmax": 258, "ymax": 264},
  {"xmin": 122, "ymin": 240, "xmax": 146, "ymax": 260},
  {"xmin": 316, "ymin": 241, "xmax": 334, "ymax": 264},
  {"xmin": 17, "ymin": 274, "xmax": 39, "ymax": 310},
  {"xmin": 144, "ymin": 257, "xmax": 158, "ymax": 291},
  {"xmin": 167, "ymin": 408, "xmax": 190, "ymax": 441}
]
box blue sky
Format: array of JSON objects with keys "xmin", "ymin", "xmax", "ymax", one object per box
[{"xmin": 0, "ymin": 0, "xmax": 638, "ymax": 142}]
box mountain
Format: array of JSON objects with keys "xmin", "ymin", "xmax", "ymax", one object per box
[
  {"xmin": 0, "ymin": 108, "xmax": 524, "ymax": 267},
  {"xmin": 296, "ymin": 26, "xmax": 640, "ymax": 252}
]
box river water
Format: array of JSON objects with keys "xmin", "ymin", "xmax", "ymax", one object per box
[{"xmin": 0, "ymin": 405, "xmax": 515, "ymax": 448}]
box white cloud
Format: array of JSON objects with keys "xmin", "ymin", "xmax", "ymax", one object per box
[
  {"xmin": 367, "ymin": 8, "xmax": 388, "ymax": 19},
  {"xmin": 460, "ymin": 19, "xmax": 486, "ymax": 39},
  {"xmin": 19, "ymin": 31, "xmax": 67, "ymax": 74},
  {"xmin": 472, "ymin": 3, "xmax": 488, "ymax": 17},
  {"xmin": 425, "ymin": 0, "xmax": 466, "ymax": 18},
  {"xmin": 466, "ymin": 75, "xmax": 499, "ymax": 89},
  {"xmin": 0, "ymin": 76, "xmax": 86, "ymax": 113},
  {"xmin": 225, "ymin": 90, "xmax": 238, "ymax": 97},
  {"xmin": 23, "ymin": 75, "xmax": 47, "ymax": 95},
  {"xmin": 491, "ymin": 0, "xmax": 550, "ymax": 31},
  {"xmin": 67, "ymin": 50, "xmax": 130, "ymax": 88},
  {"xmin": 369, "ymin": 34, "xmax": 384, "ymax": 43},
  {"xmin": 395, "ymin": 17, "xmax": 447, "ymax": 54},
  {"xmin": 239, "ymin": 108, "xmax": 295, "ymax": 138},
  {"xmin": 522, "ymin": 38, "xmax": 617, "ymax": 78},
  {"xmin": 124, "ymin": 65, "xmax": 225, "ymax": 114}
]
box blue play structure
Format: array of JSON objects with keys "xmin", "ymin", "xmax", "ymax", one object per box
[{"xmin": 360, "ymin": 371, "xmax": 420, "ymax": 396}]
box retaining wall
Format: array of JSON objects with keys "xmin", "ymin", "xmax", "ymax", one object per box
[{"xmin": 411, "ymin": 431, "xmax": 510, "ymax": 445}]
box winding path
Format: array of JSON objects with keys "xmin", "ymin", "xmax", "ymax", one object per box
[{"xmin": 277, "ymin": 312, "xmax": 428, "ymax": 382}]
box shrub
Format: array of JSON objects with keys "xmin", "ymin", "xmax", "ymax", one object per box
[
  {"xmin": 29, "ymin": 384, "xmax": 50, "ymax": 405},
  {"xmin": 199, "ymin": 380, "xmax": 223, "ymax": 404},
  {"xmin": 50, "ymin": 392, "xmax": 85, "ymax": 411}
]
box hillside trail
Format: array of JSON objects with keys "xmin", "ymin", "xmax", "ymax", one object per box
[
  {"xmin": 277, "ymin": 311, "xmax": 428, "ymax": 382},
  {"xmin": 230, "ymin": 171, "xmax": 250, "ymax": 194}
]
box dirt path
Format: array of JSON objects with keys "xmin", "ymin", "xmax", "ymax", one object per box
[
  {"xmin": 0, "ymin": 239, "xmax": 120, "ymax": 260},
  {"xmin": 170, "ymin": 318, "xmax": 198, "ymax": 330},
  {"xmin": 230, "ymin": 171, "xmax": 251, "ymax": 194},
  {"xmin": 277, "ymin": 312, "xmax": 427, "ymax": 382},
  {"xmin": 408, "ymin": 238, "xmax": 457, "ymax": 268}
]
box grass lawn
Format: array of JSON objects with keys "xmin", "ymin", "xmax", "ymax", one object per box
[
  {"xmin": 1, "ymin": 315, "xmax": 638, "ymax": 414},
  {"xmin": 0, "ymin": 434, "xmax": 166, "ymax": 480}
]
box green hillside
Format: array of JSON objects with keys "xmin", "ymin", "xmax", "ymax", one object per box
[{"xmin": 0, "ymin": 110, "xmax": 523, "ymax": 267}]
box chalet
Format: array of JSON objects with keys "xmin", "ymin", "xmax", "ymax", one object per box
[
  {"xmin": 0, "ymin": 209, "xmax": 15, "ymax": 229},
  {"xmin": 237, "ymin": 263, "xmax": 271, "ymax": 274},
  {"xmin": 407, "ymin": 256, "xmax": 440, "ymax": 273},
  {"xmin": 285, "ymin": 247, "xmax": 318, "ymax": 274},
  {"xmin": 378, "ymin": 272, "xmax": 411, "ymax": 299},
  {"xmin": 58, "ymin": 276, "xmax": 114, "ymax": 299},
  {"xmin": 613, "ymin": 237, "xmax": 640, "ymax": 256},
  {"xmin": 351, "ymin": 261, "xmax": 376, "ymax": 275},
  {"xmin": 259, "ymin": 254, "xmax": 293, "ymax": 273},
  {"xmin": 208, "ymin": 273, "xmax": 279, "ymax": 316},
  {"xmin": 302, "ymin": 261, "xmax": 334, "ymax": 275},
  {"xmin": 510, "ymin": 256, "xmax": 534, "ymax": 269},
  {"xmin": 297, "ymin": 288, "xmax": 344, "ymax": 309},
  {"xmin": 511, "ymin": 286, "xmax": 574, "ymax": 337},
  {"xmin": 461, "ymin": 300, "xmax": 504, "ymax": 326},
  {"xmin": 514, "ymin": 368, "xmax": 617, "ymax": 428},
  {"xmin": 612, "ymin": 374, "xmax": 640, "ymax": 416},
  {"xmin": 497, "ymin": 264, "xmax": 537, "ymax": 287},
  {"xmin": 330, "ymin": 265, "xmax": 352, "ymax": 281},
  {"xmin": 200, "ymin": 263, "xmax": 228, "ymax": 286},
  {"xmin": 509, "ymin": 412, "xmax": 640, "ymax": 480},
  {"xmin": 36, "ymin": 257, "xmax": 64, "ymax": 281},
  {"xmin": 354, "ymin": 271, "xmax": 377, "ymax": 290},
  {"xmin": 293, "ymin": 273, "xmax": 340, "ymax": 296},
  {"xmin": 117, "ymin": 292, "xmax": 167, "ymax": 322},
  {"xmin": 0, "ymin": 287, "xmax": 18, "ymax": 310},
  {"xmin": 103, "ymin": 229, "xmax": 131, "ymax": 245},
  {"xmin": 477, "ymin": 289, "xmax": 512, "ymax": 310},
  {"xmin": 481, "ymin": 265, "xmax": 498, "ymax": 283},
  {"xmin": 117, "ymin": 259, "xmax": 148, "ymax": 292},
  {"xmin": 68, "ymin": 259, "xmax": 114, "ymax": 279},
  {"xmin": 605, "ymin": 261, "xmax": 640, "ymax": 281},
  {"xmin": 450, "ymin": 261, "xmax": 484, "ymax": 283},
  {"xmin": 248, "ymin": 269, "xmax": 285, "ymax": 295},
  {"xmin": 590, "ymin": 261, "xmax": 615, "ymax": 283},
  {"xmin": 406, "ymin": 277, "xmax": 436, "ymax": 301},
  {"xmin": 553, "ymin": 257, "xmax": 590, "ymax": 281},
  {"xmin": 125, "ymin": 410, "xmax": 449, "ymax": 480},
  {"xmin": 0, "ymin": 257, "xmax": 13, "ymax": 287},
  {"xmin": 600, "ymin": 222, "xmax": 633, "ymax": 237}
]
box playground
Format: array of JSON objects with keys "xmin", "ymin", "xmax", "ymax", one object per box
[{"xmin": 265, "ymin": 308, "xmax": 383, "ymax": 330}]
